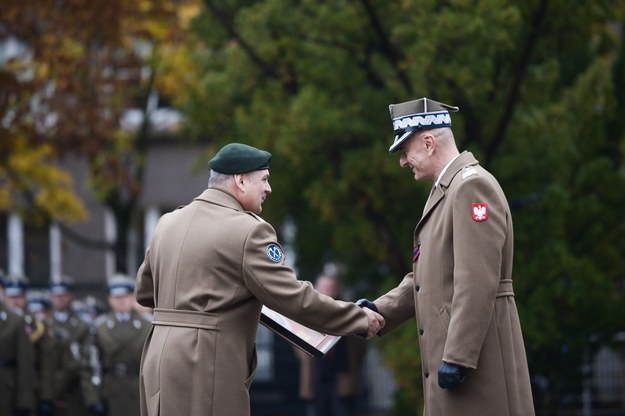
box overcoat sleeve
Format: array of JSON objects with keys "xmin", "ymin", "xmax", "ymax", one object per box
[
  {"xmin": 374, "ymin": 273, "xmax": 416, "ymax": 335},
  {"xmin": 443, "ymin": 176, "xmax": 507, "ymax": 369},
  {"xmin": 135, "ymin": 247, "xmax": 155, "ymax": 308},
  {"xmin": 241, "ymin": 221, "xmax": 369, "ymax": 336}
]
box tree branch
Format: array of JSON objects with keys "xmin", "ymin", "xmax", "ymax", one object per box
[
  {"xmin": 203, "ymin": 0, "xmax": 281, "ymax": 81},
  {"xmin": 358, "ymin": 0, "xmax": 412, "ymax": 94},
  {"xmin": 485, "ymin": 0, "xmax": 549, "ymax": 164}
]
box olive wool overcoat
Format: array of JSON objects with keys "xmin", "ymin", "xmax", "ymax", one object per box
[
  {"xmin": 81, "ymin": 310, "xmax": 151, "ymax": 416},
  {"xmin": 374, "ymin": 152, "xmax": 535, "ymax": 416},
  {"xmin": 136, "ymin": 188, "xmax": 369, "ymax": 416}
]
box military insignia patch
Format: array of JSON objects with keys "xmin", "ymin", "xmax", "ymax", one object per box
[
  {"xmin": 471, "ymin": 203, "xmax": 488, "ymax": 221},
  {"xmin": 462, "ymin": 167, "xmax": 477, "ymax": 179},
  {"xmin": 266, "ymin": 243, "xmax": 283, "ymax": 262}
]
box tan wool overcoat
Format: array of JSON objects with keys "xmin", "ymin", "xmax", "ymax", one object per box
[
  {"xmin": 135, "ymin": 188, "xmax": 369, "ymax": 416},
  {"xmin": 374, "ymin": 152, "xmax": 535, "ymax": 416}
]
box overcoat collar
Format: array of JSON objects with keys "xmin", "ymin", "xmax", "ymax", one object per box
[
  {"xmin": 195, "ymin": 188, "xmax": 245, "ymax": 212},
  {"xmin": 416, "ymin": 151, "xmax": 479, "ymax": 234}
]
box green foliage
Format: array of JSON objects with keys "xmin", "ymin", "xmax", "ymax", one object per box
[{"xmin": 163, "ymin": 0, "xmax": 625, "ymax": 412}]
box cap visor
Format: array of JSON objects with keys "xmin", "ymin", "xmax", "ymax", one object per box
[{"xmin": 388, "ymin": 131, "xmax": 414, "ymax": 153}]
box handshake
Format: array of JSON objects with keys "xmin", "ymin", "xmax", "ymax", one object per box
[{"xmin": 355, "ymin": 299, "xmax": 385, "ymax": 339}]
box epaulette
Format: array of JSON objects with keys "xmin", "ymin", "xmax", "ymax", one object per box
[
  {"xmin": 461, "ymin": 166, "xmax": 479, "ymax": 180},
  {"xmin": 245, "ymin": 211, "xmax": 266, "ymax": 223}
]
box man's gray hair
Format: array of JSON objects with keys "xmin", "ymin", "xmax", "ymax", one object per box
[
  {"xmin": 208, "ymin": 170, "xmax": 233, "ymax": 188},
  {"xmin": 430, "ymin": 127, "xmax": 456, "ymax": 147}
]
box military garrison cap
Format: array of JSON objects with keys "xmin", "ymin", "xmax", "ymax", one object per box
[
  {"xmin": 108, "ymin": 274, "xmax": 135, "ymax": 297},
  {"xmin": 4, "ymin": 277, "xmax": 28, "ymax": 297},
  {"xmin": 50, "ymin": 277, "xmax": 75, "ymax": 295},
  {"xmin": 208, "ymin": 143, "xmax": 272, "ymax": 174},
  {"xmin": 388, "ymin": 97, "xmax": 459, "ymax": 153},
  {"xmin": 27, "ymin": 291, "xmax": 52, "ymax": 313}
]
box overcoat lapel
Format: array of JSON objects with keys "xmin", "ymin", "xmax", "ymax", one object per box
[{"xmin": 414, "ymin": 152, "xmax": 479, "ymax": 235}]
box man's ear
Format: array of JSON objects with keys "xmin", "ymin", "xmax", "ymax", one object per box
[
  {"xmin": 233, "ymin": 173, "xmax": 246, "ymax": 191},
  {"xmin": 423, "ymin": 133, "xmax": 436, "ymax": 153}
]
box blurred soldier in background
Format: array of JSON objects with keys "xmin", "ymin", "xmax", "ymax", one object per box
[
  {"xmin": 82, "ymin": 275, "xmax": 151, "ymax": 416},
  {"xmin": 133, "ymin": 300, "xmax": 153, "ymax": 321},
  {"xmin": 27, "ymin": 291, "xmax": 53, "ymax": 325},
  {"xmin": 4, "ymin": 277, "xmax": 55, "ymax": 416},
  {"xmin": 295, "ymin": 275, "xmax": 368, "ymax": 416},
  {"xmin": 74, "ymin": 296, "xmax": 108, "ymax": 326},
  {"xmin": 0, "ymin": 272, "xmax": 36, "ymax": 416},
  {"xmin": 49, "ymin": 277, "xmax": 90, "ymax": 416}
]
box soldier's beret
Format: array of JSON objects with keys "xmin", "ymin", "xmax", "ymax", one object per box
[
  {"xmin": 108, "ymin": 274, "xmax": 135, "ymax": 297},
  {"xmin": 388, "ymin": 97, "xmax": 459, "ymax": 153},
  {"xmin": 208, "ymin": 143, "xmax": 272, "ymax": 174}
]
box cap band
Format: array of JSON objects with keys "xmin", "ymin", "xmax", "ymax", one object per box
[
  {"xmin": 109, "ymin": 286, "xmax": 133, "ymax": 297},
  {"xmin": 392, "ymin": 110, "xmax": 452, "ymax": 135},
  {"xmin": 50, "ymin": 283, "xmax": 73, "ymax": 295},
  {"xmin": 5, "ymin": 287, "xmax": 25, "ymax": 297}
]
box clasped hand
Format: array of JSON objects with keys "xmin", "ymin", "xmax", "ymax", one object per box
[{"xmin": 356, "ymin": 299, "xmax": 385, "ymax": 339}]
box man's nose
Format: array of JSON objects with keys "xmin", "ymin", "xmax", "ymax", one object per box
[{"xmin": 399, "ymin": 154, "xmax": 409, "ymax": 168}]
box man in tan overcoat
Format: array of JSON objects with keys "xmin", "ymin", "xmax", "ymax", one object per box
[
  {"xmin": 360, "ymin": 98, "xmax": 535, "ymax": 416},
  {"xmin": 135, "ymin": 143, "xmax": 385, "ymax": 416}
]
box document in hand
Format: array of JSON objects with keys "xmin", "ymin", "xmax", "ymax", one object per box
[{"xmin": 259, "ymin": 305, "xmax": 341, "ymax": 358}]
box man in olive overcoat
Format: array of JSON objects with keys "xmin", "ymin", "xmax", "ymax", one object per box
[
  {"xmin": 362, "ymin": 98, "xmax": 535, "ymax": 416},
  {"xmin": 136, "ymin": 143, "xmax": 385, "ymax": 416},
  {"xmin": 82, "ymin": 275, "xmax": 150, "ymax": 416},
  {"xmin": 3, "ymin": 277, "xmax": 56, "ymax": 415},
  {"xmin": 0, "ymin": 275, "xmax": 35, "ymax": 416},
  {"xmin": 49, "ymin": 278, "xmax": 90, "ymax": 416}
]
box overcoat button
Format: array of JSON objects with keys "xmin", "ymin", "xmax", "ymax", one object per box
[{"xmin": 419, "ymin": 328, "xmax": 424, "ymax": 335}]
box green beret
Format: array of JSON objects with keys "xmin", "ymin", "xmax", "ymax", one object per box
[{"xmin": 208, "ymin": 143, "xmax": 272, "ymax": 174}]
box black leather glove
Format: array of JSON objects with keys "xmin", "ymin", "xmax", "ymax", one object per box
[
  {"xmin": 37, "ymin": 400, "xmax": 55, "ymax": 416},
  {"xmin": 438, "ymin": 361, "xmax": 467, "ymax": 389},
  {"xmin": 355, "ymin": 298, "xmax": 378, "ymax": 313},
  {"xmin": 88, "ymin": 402, "xmax": 107, "ymax": 416},
  {"xmin": 354, "ymin": 298, "xmax": 379, "ymax": 338}
]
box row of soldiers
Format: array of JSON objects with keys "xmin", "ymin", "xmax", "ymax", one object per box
[{"xmin": 0, "ymin": 272, "xmax": 151, "ymax": 416}]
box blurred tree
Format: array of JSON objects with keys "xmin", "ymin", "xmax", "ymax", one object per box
[
  {"xmin": 163, "ymin": 0, "xmax": 625, "ymax": 414},
  {"xmin": 0, "ymin": 0, "xmax": 200, "ymax": 270}
]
